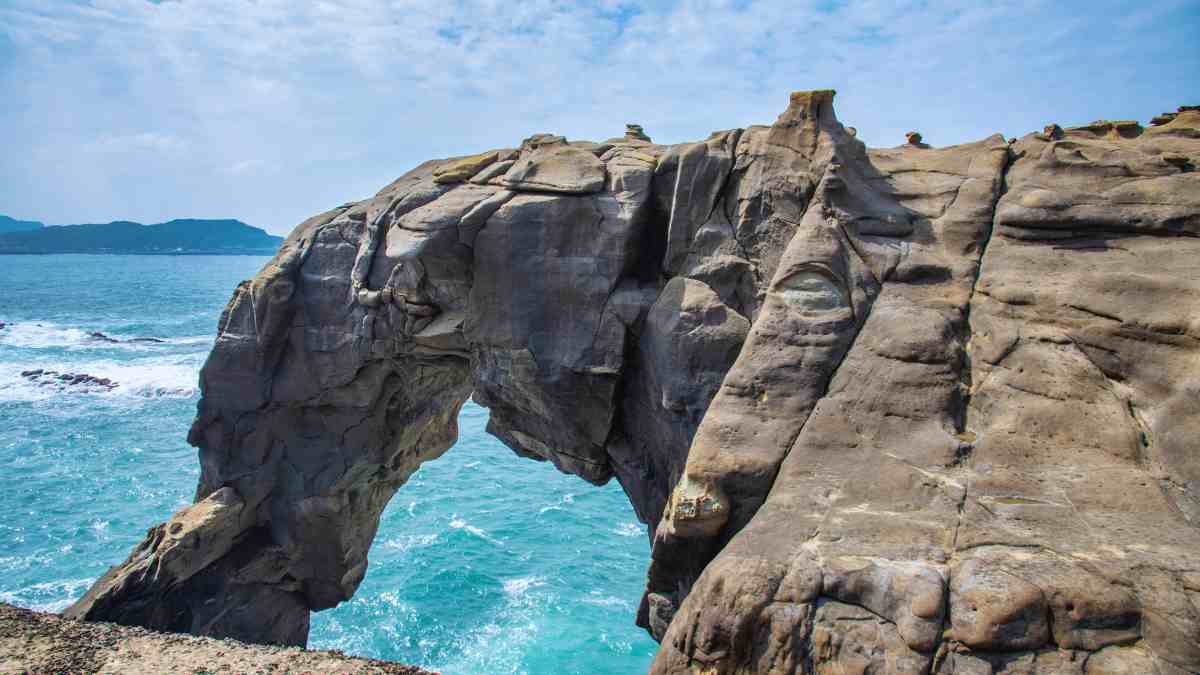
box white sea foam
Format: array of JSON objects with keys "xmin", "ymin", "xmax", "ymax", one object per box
[
  {"xmin": 0, "ymin": 321, "xmax": 210, "ymax": 351},
  {"xmin": 91, "ymin": 359, "xmax": 200, "ymax": 398},
  {"xmin": 583, "ymin": 590, "xmax": 632, "ymax": 609},
  {"xmin": 0, "ymin": 552, "xmax": 53, "ymax": 573},
  {"xmin": 448, "ymin": 515, "xmax": 502, "ymax": 545},
  {"xmin": 0, "ymin": 358, "xmax": 200, "ymax": 402},
  {"xmin": 0, "ymin": 323, "xmax": 91, "ymax": 349},
  {"xmin": 614, "ymin": 522, "xmax": 644, "ymax": 538},
  {"xmin": 538, "ymin": 492, "xmax": 575, "ymax": 514},
  {"xmin": 170, "ymin": 335, "xmax": 215, "ymax": 346},
  {"xmin": 0, "ymin": 578, "xmax": 95, "ymax": 613},
  {"xmin": 502, "ymin": 575, "xmax": 547, "ymax": 598},
  {"xmin": 435, "ymin": 574, "xmax": 550, "ymax": 673},
  {"xmin": 381, "ymin": 533, "xmax": 438, "ymax": 554}
]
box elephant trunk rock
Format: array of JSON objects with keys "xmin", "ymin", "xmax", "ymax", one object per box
[{"xmin": 72, "ymin": 93, "xmax": 1200, "ymax": 675}]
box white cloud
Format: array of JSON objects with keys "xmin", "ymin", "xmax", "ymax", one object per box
[
  {"xmin": 1, "ymin": 0, "xmax": 1197, "ymax": 233},
  {"xmin": 85, "ymin": 131, "xmax": 191, "ymax": 155},
  {"xmin": 224, "ymin": 159, "xmax": 275, "ymax": 176}
]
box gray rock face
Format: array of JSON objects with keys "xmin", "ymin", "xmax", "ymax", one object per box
[{"xmin": 67, "ymin": 94, "xmax": 1200, "ymax": 673}]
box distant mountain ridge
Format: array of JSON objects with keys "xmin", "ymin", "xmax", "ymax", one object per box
[
  {"xmin": 0, "ymin": 216, "xmax": 283, "ymax": 254},
  {"xmin": 0, "ymin": 215, "xmax": 45, "ymax": 234}
]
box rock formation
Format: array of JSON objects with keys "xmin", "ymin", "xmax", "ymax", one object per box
[{"xmin": 65, "ymin": 91, "xmax": 1200, "ymax": 674}]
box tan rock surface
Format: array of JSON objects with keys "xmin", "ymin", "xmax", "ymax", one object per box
[{"xmin": 62, "ymin": 92, "xmax": 1200, "ymax": 674}]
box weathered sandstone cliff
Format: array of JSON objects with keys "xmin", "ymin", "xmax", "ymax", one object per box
[{"xmin": 66, "ymin": 92, "xmax": 1200, "ymax": 674}]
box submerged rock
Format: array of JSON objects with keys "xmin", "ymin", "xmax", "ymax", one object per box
[{"xmin": 70, "ymin": 93, "xmax": 1200, "ymax": 674}]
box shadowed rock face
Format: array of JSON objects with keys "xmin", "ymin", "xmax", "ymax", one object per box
[{"xmin": 67, "ymin": 93, "xmax": 1200, "ymax": 674}]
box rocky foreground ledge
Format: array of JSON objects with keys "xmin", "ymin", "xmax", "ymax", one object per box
[
  {"xmin": 60, "ymin": 91, "xmax": 1200, "ymax": 674},
  {"xmin": 0, "ymin": 603, "xmax": 431, "ymax": 674}
]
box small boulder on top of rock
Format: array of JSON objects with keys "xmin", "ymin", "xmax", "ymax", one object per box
[
  {"xmin": 520, "ymin": 133, "xmax": 567, "ymax": 154},
  {"xmin": 500, "ymin": 144, "xmax": 607, "ymax": 194},
  {"xmin": 1151, "ymin": 112, "xmax": 1177, "ymax": 126},
  {"xmin": 432, "ymin": 152, "xmax": 499, "ymax": 184},
  {"xmin": 905, "ymin": 131, "xmax": 926, "ymax": 147},
  {"xmin": 625, "ymin": 124, "xmax": 652, "ymax": 142},
  {"xmin": 1070, "ymin": 119, "xmax": 1143, "ymax": 139}
]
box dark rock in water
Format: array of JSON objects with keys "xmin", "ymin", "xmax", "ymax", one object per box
[
  {"xmin": 68, "ymin": 92, "xmax": 1200, "ymax": 674},
  {"xmin": 87, "ymin": 331, "xmax": 166, "ymax": 344},
  {"xmin": 0, "ymin": 321, "xmax": 6, "ymax": 329},
  {"xmin": 22, "ymin": 369, "xmax": 118, "ymax": 391}
]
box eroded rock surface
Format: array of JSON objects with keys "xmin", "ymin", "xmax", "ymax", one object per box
[
  {"xmin": 68, "ymin": 93, "xmax": 1200, "ymax": 674},
  {"xmin": 0, "ymin": 602, "xmax": 431, "ymax": 674}
]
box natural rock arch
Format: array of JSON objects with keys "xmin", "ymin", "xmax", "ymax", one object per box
[{"xmin": 68, "ymin": 92, "xmax": 1200, "ymax": 674}]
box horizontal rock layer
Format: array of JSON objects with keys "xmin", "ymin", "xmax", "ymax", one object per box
[{"xmin": 68, "ymin": 93, "xmax": 1200, "ymax": 674}]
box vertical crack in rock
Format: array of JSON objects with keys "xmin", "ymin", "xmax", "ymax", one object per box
[{"xmin": 949, "ymin": 142, "xmax": 1013, "ymax": 563}]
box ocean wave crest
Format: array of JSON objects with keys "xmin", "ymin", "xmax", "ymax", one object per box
[
  {"xmin": 0, "ymin": 321, "xmax": 210, "ymax": 351},
  {"xmin": 614, "ymin": 522, "xmax": 644, "ymax": 538},
  {"xmin": 0, "ymin": 358, "xmax": 201, "ymax": 402},
  {"xmin": 0, "ymin": 578, "xmax": 96, "ymax": 613},
  {"xmin": 502, "ymin": 575, "xmax": 547, "ymax": 598},
  {"xmin": 448, "ymin": 515, "xmax": 503, "ymax": 546}
]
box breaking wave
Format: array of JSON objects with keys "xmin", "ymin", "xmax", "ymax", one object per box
[
  {"xmin": 0, "ymin": 359, "xmax": 200, "ymax": 402},
  {"xmin": 0, "ymin": 321, "xmax": 210, "ymax": 351}
]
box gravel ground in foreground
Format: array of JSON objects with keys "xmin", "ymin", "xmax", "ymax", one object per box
[{"xmin": 0, "ymin": 603, "xmax": 435, "ymax": 674}]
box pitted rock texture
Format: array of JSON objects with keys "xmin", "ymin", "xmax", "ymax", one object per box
[{"xmin": 68, "ymin": 93, "xmax": 1200, "ymax": 674}]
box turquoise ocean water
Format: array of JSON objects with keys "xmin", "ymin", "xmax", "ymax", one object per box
[{"xmin": 0, "ymin": 254, "xmax": 657, "ymax": 674}]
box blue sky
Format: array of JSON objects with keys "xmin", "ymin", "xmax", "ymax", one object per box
[{"xmin": 1, "ymin": 0, "xmax": 1197, "ymax": 235}]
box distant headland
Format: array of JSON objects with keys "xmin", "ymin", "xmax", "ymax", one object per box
[{"xmin": 0, "ymin": 215, "xmax": 282, "ymax": 254}]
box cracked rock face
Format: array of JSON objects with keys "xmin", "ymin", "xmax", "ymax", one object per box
[{"xmin": 68, "ymin": 93, "xmax": 1200, "ymax": 674}]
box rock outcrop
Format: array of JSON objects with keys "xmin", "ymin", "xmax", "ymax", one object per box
[
  {"xmin": 0, "ymin": 602, "xmax": 431, "ymax": 674},
  {"xmin": 66, "ymin": 91, "xmax": 1200, "ymax": 674},
  {"xmin": 21, "ymin": 369, "xmax": 118, "ymax": 391}
]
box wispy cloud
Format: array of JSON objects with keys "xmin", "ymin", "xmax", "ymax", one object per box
[
  {"xmin": 1, "ymin": 0, "xmax": 1197, "ymax": 233},
  {"xmin": 86, "ymin": 131, "xmax": 191, "ymax": 155},
  {"xmin": 223, "ymin": 159, "xmax": 275, "ymax": 176}
]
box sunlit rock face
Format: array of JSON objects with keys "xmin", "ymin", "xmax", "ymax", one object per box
[{"xmin": 67, "ymin": 93, "xmax": 1200, "ymax": 674}]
